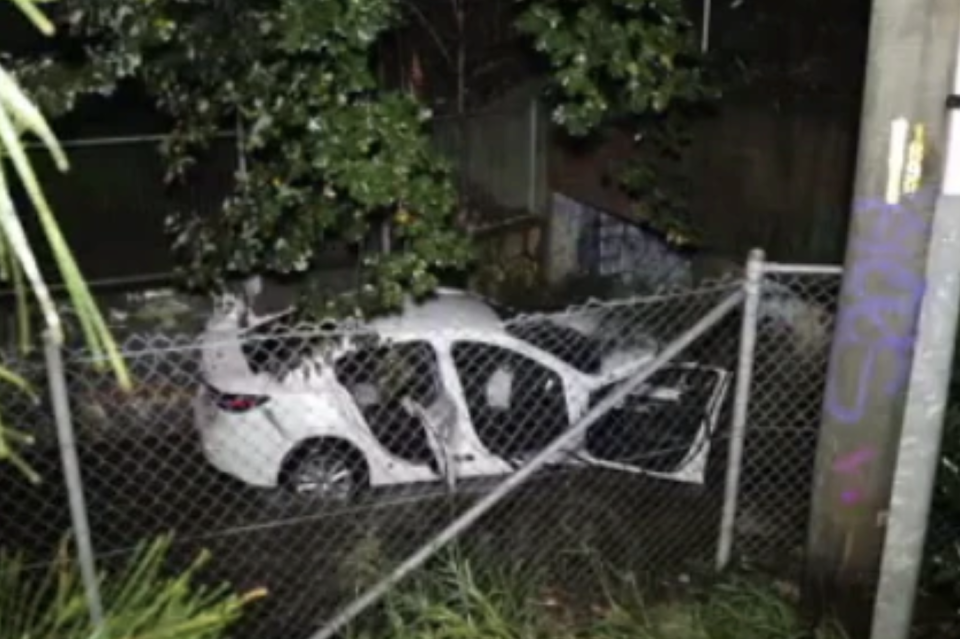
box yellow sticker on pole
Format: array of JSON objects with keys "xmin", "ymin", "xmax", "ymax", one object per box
[{"xmin": 903, "ymin": 123, "xmax": 926, "ymax": 196}]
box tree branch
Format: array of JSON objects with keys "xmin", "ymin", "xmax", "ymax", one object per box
[{"xmin": 398, "ymin": 0, "xmax": 453, "ymax": 68}]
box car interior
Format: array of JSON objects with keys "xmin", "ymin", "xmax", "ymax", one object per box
[
  {"xmin": 334, "ymin": 342, "xmax": 442, "ymax": 470},
  {"xmin": 585, "ymin": 367, "xmax": 720, "ymax": 473},
  {"xmin": 452, "ymin": 341, "xmax": 570, "ymax": 461}
]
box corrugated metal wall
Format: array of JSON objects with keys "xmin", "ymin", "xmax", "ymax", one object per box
[{"xmin": 430, "ymin": 84, "xmax": 548, "ymax": 216}]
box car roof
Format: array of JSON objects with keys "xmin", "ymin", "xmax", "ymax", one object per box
[{"xmin": 369, "ymin": 288, "xmax": 505, "ymax": 337}]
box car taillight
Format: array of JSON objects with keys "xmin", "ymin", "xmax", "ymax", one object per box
[{"xmin": 206, "ymin": 384, "xmax": 269, "ymax": 413}]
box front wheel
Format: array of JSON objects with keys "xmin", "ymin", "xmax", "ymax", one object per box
[{"xmin": 281, "ymin": 440, "xmax": 368, "ymax": 503}]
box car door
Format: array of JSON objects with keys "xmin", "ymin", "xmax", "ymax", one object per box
[
  {"xmin": 581, "ymin": 364, "xmax": 731, "ymax": 482},
  {"xmin": 450, "ymin": 339, "xmax": 571, "ymax": 466},
  {"xmin": 333, "ymin": 340, "xmax": 453, "ymax": 479}
]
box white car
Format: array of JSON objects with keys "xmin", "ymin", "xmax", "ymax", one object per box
[{"xmin": 194, "ymin": 289, "xmax": 732, "ymax": 501}]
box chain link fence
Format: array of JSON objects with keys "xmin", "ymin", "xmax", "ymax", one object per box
[
  {"xmin": 730, "ymin": 263, "xmax": 842, "ymax": 574},
  {"xmin": 0, "ymin": 256, "xmax": 849, "ymax": 638}
]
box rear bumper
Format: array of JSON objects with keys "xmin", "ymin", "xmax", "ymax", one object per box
[{"xmin": 194, "ymin": 392, "xmax": 292, "ymax": 488}]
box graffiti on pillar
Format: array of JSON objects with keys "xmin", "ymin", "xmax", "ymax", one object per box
[
  {"xmin": 833, "ymin": 446, "xmax": 876, "ymax": 505},
  {"xmin": 832, "ymin": 447, "xmax": 877, "ymax": 474},
  {"xmin": 823, "ymin": 193, "xmax": 930, "ymax": 426},
  {"xmin": 822, "ymin": 121, "xmax": 932, "ymax": 506},
  {"xmin": 821, "ymin": 190, "xmax": 933, "ymax": 506}
]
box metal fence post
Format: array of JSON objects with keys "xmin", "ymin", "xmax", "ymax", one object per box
[
  {"xmin": 43, "ymin": 331, "xmax": 105, "ymax": 628},
  {"xmin": 527, "ymin": 98, "xmax": 539, "ymax": 213},
  {"xmin": 716, "ymin": 248, "xmax": 765, "ymax": 570}
]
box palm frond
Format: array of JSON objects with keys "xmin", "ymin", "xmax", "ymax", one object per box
[
  {"xmin": 0, "ymin": 0, "xmax": 129, "ymax": 380},
  {"xmin": 0, "ymin": 537, "xmax": 264, "ymax": 639},
  {"xmin": 0, "ymin": 0, "xmax": 132, "ymax": 468},
  {"xmin": 6, "ymin": 0, "xmax": 55, "ymax": 36}
]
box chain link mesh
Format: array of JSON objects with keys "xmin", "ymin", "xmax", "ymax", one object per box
[
  {"xmin": 917, "ymin": 396, "xmax": 960, "ymax": 636},
  {"xmin": 0, "ymin": 350, "xmax": 68, "ymax": 565},
  {"xmin": 0, "ymin": 270, "xmax": 851, "ymax": 638},
  {"xmin": 731, "ymin": 270, "xmax": 840, "ymax": 575}
]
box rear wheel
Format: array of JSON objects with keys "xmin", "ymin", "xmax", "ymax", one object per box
[{"xmin": 281, "ymin": 440, "xmax": 368, "ymax": 503}]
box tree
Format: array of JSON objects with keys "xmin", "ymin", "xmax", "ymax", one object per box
[
  {"xmin": 12, "ymin": 0, "xmax": 712, "ymax": 312},
  {"xmin": 515, "ymin": 0, "xmax": 715, "ymax": 246},
  {"xmin": 516, "ymin": 0, "xmax": 709, "ymax": 135},
  {"xmin": 385, "ymin": 0, "xmax": 713, "ymax": 246},
  {"xmin": 14, "ymin": 0, "xmax": 473, "ymax": 316}
]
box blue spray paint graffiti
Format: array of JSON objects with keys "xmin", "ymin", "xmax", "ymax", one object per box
[
  {"xmin": 823, "ymin": 188, "xmax": 936, "ymax": 505},
  {"xmin": 824, "ymin": 190, "xmax": 933, "ymax": 424}
]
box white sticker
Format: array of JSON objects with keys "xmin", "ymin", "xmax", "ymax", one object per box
[{"xmin": 886, "ymin": 118, "xmax": 910, "ymax": 204}]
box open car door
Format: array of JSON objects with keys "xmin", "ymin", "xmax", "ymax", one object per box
[{"xmin": 581, "ymin": 364, "xmax": 732, "ymax": 484}]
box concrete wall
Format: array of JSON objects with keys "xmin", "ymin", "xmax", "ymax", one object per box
[{"xmin": 546, "ymin": 192, "xmax": 692, "ymax": 290}]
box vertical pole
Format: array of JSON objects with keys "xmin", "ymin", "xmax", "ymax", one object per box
[
  {"xmin": 803, "ymin": 0, "xmax": 960, "ymax": 635},
  {"xmin": 716, "ymin": 248, "xmax": 764, "ymax": 570},
  {"xmin": 701, "ymin": 0, "xmax": 712, "ymax": 53},
  {"xmin": 381, "ymin": 222, "xmax": 392, "ymax": 255},
  {"xmin": 527, "ymin": 99, "xmax": 538, "ymax": 214},
  {"xmin": 871, "ymin": 16, "xmax": 960, "ymax": 639},
  {"xmin": 43, "ymin": 332, "xmax": 104, "ymax": 628},
  {"xmin": 235, "ymin": 114, "xmax": 247, "ymax": 179}
]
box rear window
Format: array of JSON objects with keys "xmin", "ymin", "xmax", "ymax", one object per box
[
  {"xmin": 240, "ymin": 313, "xmax": 314, "ymax": 376},
  {"xmin": 334, "ymin": 341, "xmax": 441, "ymax": 409}
]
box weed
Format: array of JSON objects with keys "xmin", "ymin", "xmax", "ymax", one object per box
[{"xmin": 344, "ymin": 549, "xmax": 846, "ymax": 639}]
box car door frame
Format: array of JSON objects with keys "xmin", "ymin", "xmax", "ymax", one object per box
[
  {"xmin": 428, "ymin": 329, "xmax": 734, "ymax": 487},
  {"xmin": 438, "ymin": 329, "xmax": 592, "ymax": 476},
  {"xmin": 575, "ymin": 362, "xmax": 734, "ymax": 483},
  {"xmin": 326, "ymin": 336, "xmax": 461, "ymax": 488}
]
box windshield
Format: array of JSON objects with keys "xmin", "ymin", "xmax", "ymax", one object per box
[{"xmin": 506, "ymin": 320, "xmax": 604, "ymax": 374}]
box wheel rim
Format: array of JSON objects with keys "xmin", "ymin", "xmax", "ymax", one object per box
[{"xmin": 294, "ymin": 454, "xmax": 354, "ymax": 500}]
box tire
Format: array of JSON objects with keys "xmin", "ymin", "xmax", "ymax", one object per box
[{"xmin": 280, "ymin": 439, "xmax": 369, "ymax": 503}]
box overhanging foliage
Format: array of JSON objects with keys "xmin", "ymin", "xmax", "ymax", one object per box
[{"xmin": 11, "ymin": 0, "xmax": 712, "ymax": 312}]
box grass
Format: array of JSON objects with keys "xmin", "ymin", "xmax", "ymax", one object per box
[{"xmin": 344, "ymin": 550, "xmax": 847, "ymax": 639}]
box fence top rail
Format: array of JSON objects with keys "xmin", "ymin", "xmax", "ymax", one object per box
[
  {"xmin": 20, "ymin": 131, "xmax": 237, "ymax": 151},
  {"xmin": 762, "ymin": 262, "xmax": 844, "ymax": 276},
  {"xmin": 60, "ymin": 278, "xmax": 743, "ymax": 363},
  {"xmin": 0, "ymin": 273, "xmax": 175, "ymax": 302}
]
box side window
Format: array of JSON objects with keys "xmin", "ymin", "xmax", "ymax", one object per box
[
  {"xmin": 334, "ymin": 341, "xmax": 442, "ymax": 465},
  {"xmin": 334, "ymin": 341, "xmax": 440, "ymax": 412},
  {"xmin": 452, "ymin": 341, "xmax": 569, "ymax": 459},
  {"xmin": 240, "ymin": 315, "xmax": 312, "ymax": 377}
]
